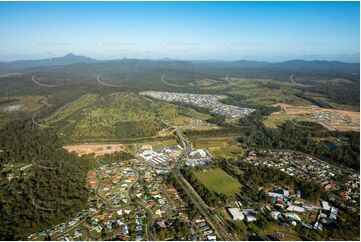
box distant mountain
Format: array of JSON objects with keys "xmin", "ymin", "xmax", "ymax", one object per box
[
  {"xmin": 230, "ymin": 59, "xmax": 271, "ymax": 68},
  {"xmin": 269, "ymin": 59, "xmax": 360, "ymax": 73},
  {"xmin": 220, "ymin": 59, "xmax": 359, "ymax": 73},
  {"xmin": 0, "ymin": 54, "xmax": 359, "ymax": 79},
  {"xmin": 0, "ymin": 53, "xmax": 98, "ymax": 73},
  {"xmin": 20, "ymin": 58, "xmax": 195, "ymax": 75}
]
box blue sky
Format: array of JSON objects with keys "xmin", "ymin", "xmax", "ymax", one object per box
[{"xmin": 0, "ymin": 1, "xmax": 359, "ymax": 62}]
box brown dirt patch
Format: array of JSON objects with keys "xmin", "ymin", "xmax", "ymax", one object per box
[{"xmin": 64, "ymin": 143, "xmax": 126, "ymax": 157}]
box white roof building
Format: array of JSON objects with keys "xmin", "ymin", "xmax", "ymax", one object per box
[
  {"xmin": 189, "ymin": 149, "xmax": 207, "ymax": 158},
  {"xmin": 268, "ymin": 188, "xmax": 290, "ymax": 198},
  {"xmin": 286, "ymin": 205, "xmax": 306, "ymax": 213},
  {"xmin": 195, "ymin": 219, "xmax": 205, "ymax": 224},
  {"xmin": 321, "ymin": 201, "xmax": 331, "ymax": 211},
  {"xmin": 285, "ymin": 213, "xmax": 302, "ymax": 222},
  {"xmin": 271, "ymin": 211, "xmax": 282, "ymax": 220},
  {"xmin": 227, "ymin": 208, "xmax": 245, "ymax": 221},
  {"xmin": 207, "ymin": 235, "xmax": 217, "ymax": 241},
  {"xmin": 244, "ymin": 210, "xmax": 257, "ymax": 222},
  {"xmin": 313, "ymin": 221, "xmax": 323, "ymax": 231},
  {"xmin": 139, "ymin": 150, "xmax": 159, "ymax": 161}
]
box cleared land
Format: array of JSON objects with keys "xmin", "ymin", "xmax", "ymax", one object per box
[
  {"xmin": 194, "ymin": 168, "xmax": 241, "ymax": 196},
  {"xmin": 191, "ymin": 136, "xmax": 243, "ymax": 159},
  {"xmin": 0, "ymin": 96, "xmax": 49, "ymax": 113},
  {"xmin": 0, "ymin": 95, "xmax": 49, "ymax": 127},
  {"xmin": 264, "ymin": 103, "xmax": 360, "ymax": 131},
  {"xmin": 63, "ymin": 143, "xmax": 127, "ymax": 157}
]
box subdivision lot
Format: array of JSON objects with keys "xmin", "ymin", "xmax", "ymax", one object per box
[{"xmin": 264, "ymin": 103, "xmax": 360, "ymax": 131}]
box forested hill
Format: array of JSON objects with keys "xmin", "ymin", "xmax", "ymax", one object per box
[
  {"xmin": 0, "ymin": 121, "xmax": 96, "ymax": 240},
  {"xmin": 1, "ymin": 54, "xmax": 359, "ymax": 81}
]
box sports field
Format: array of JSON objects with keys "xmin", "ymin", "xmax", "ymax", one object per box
[{"xmin": 194, "ymin": 168, "xmax": 241, "ymax": 196}]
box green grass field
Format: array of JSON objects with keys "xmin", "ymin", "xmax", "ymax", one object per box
[
  {"xmin": 194, "ymin": 168, "xmax": 241, "ymax": 196},
  {"xmin": 191, "ymin": 136, "xmax": 243, "ymax": 159}
]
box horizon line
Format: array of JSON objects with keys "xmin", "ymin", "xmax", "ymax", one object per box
[{"xmin": 1, "ymin": 52, "xmax": 360, "ymax": 64}]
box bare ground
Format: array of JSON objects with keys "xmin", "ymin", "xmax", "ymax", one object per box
[
  {"xmin": 63, "ymin": 143, "xmax": 126, "ymax": 157},
  {"xmin": 266, "ymin": 103, "xmax": 359, "ymax": 131}
]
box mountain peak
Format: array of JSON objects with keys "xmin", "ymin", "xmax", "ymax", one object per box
[
  {"xmin": 58, "ymin": 53, "xmax": 96, "ymax": 62},
  {"xmin": 64, "ymin": 53, "xmax": 77, "ymax": 57}
]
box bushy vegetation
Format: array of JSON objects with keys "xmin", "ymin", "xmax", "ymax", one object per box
[
  {"xmin": 164, "ymin": 173, "xmax": 201, "ymax": 219},
  {"xmin": 0, "ymin": 58, "xmax": 358, "ymax": 240},
  {"xmin": 43, "ymin": 92, "xmax": 212, "ymax": 142},
  {"xmin": 307, "ymin": 82, "xmax": 360, "ymax": 107},
  {"xmin": 97, "ymin": 151, "xmax": 135, "ymax": 165},
  {"xmin": 219, "ymin": 160, "xmax": 328, "ymax": 203},
  {"xmin": 0, "ymin": 121, "xmax": 96, "ymax": 239},
  {"xmin": 43, "ymin": 93, "xmax": 98, "ymax": 125},
  {"xmin": 181, "ymin": 167, "xmax": 230, "ymax": 207},
  {"xmin": 227, "ymin": 109, "xmax": 359, "ymax": 170},
  {"xmin": 294, "ymin": 92, "xmax": 332, "ymax": 108}
]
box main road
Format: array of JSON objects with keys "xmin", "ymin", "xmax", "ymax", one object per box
[
  {"xmin": 140, "ymin": 119, "xmax": 233, "ymax": 240},
  {"xmin": 172, "ymin": 128, "xmax": 233, "ymax": 241}
]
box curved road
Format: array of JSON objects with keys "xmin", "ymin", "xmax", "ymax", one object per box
[
  {"xmin": 54, "ymin": 166, "xmax": 143, "ymax": 240},
  {"xmin": 128, "ymin": 166, "xmax": 154, "ymax": 241},
  {"xmin": 161, "ymin": 74, "xmax": 190, "ymax": 87},
  {"xmin": 32, "ymin": 74, "xmax": 62, "ymax": 87},
  {"xmin": 96, "ymin": 74, "xmax": 123, "ymax": 88},
  {"xmin": 289, "ymin": 74, "xmax": 315, "ymax": 87},
  {"xmin": 53, "ymin": 122, "xmax": 233, "ymax": 241}
]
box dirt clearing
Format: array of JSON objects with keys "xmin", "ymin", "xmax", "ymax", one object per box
[
  {"xmin": 265, "ymin": 103, "xmax": 359, "ymax": 131},
  {"xmin": 64, "ymin": 143, "xmax": 127, "ymax": 157}
]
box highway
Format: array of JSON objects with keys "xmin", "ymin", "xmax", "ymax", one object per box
[
  {"xmin": 158, "ymin": 119, "xmax": 233, "ymax": 240},
  {"xmin": 172, "ymin": 128, "xmax": 233, "ymax": 241}
]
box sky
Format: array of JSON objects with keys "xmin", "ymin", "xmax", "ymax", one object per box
[{"xmin": 0, "ymin": 1, "xmax": 359, "ymax": 62}]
